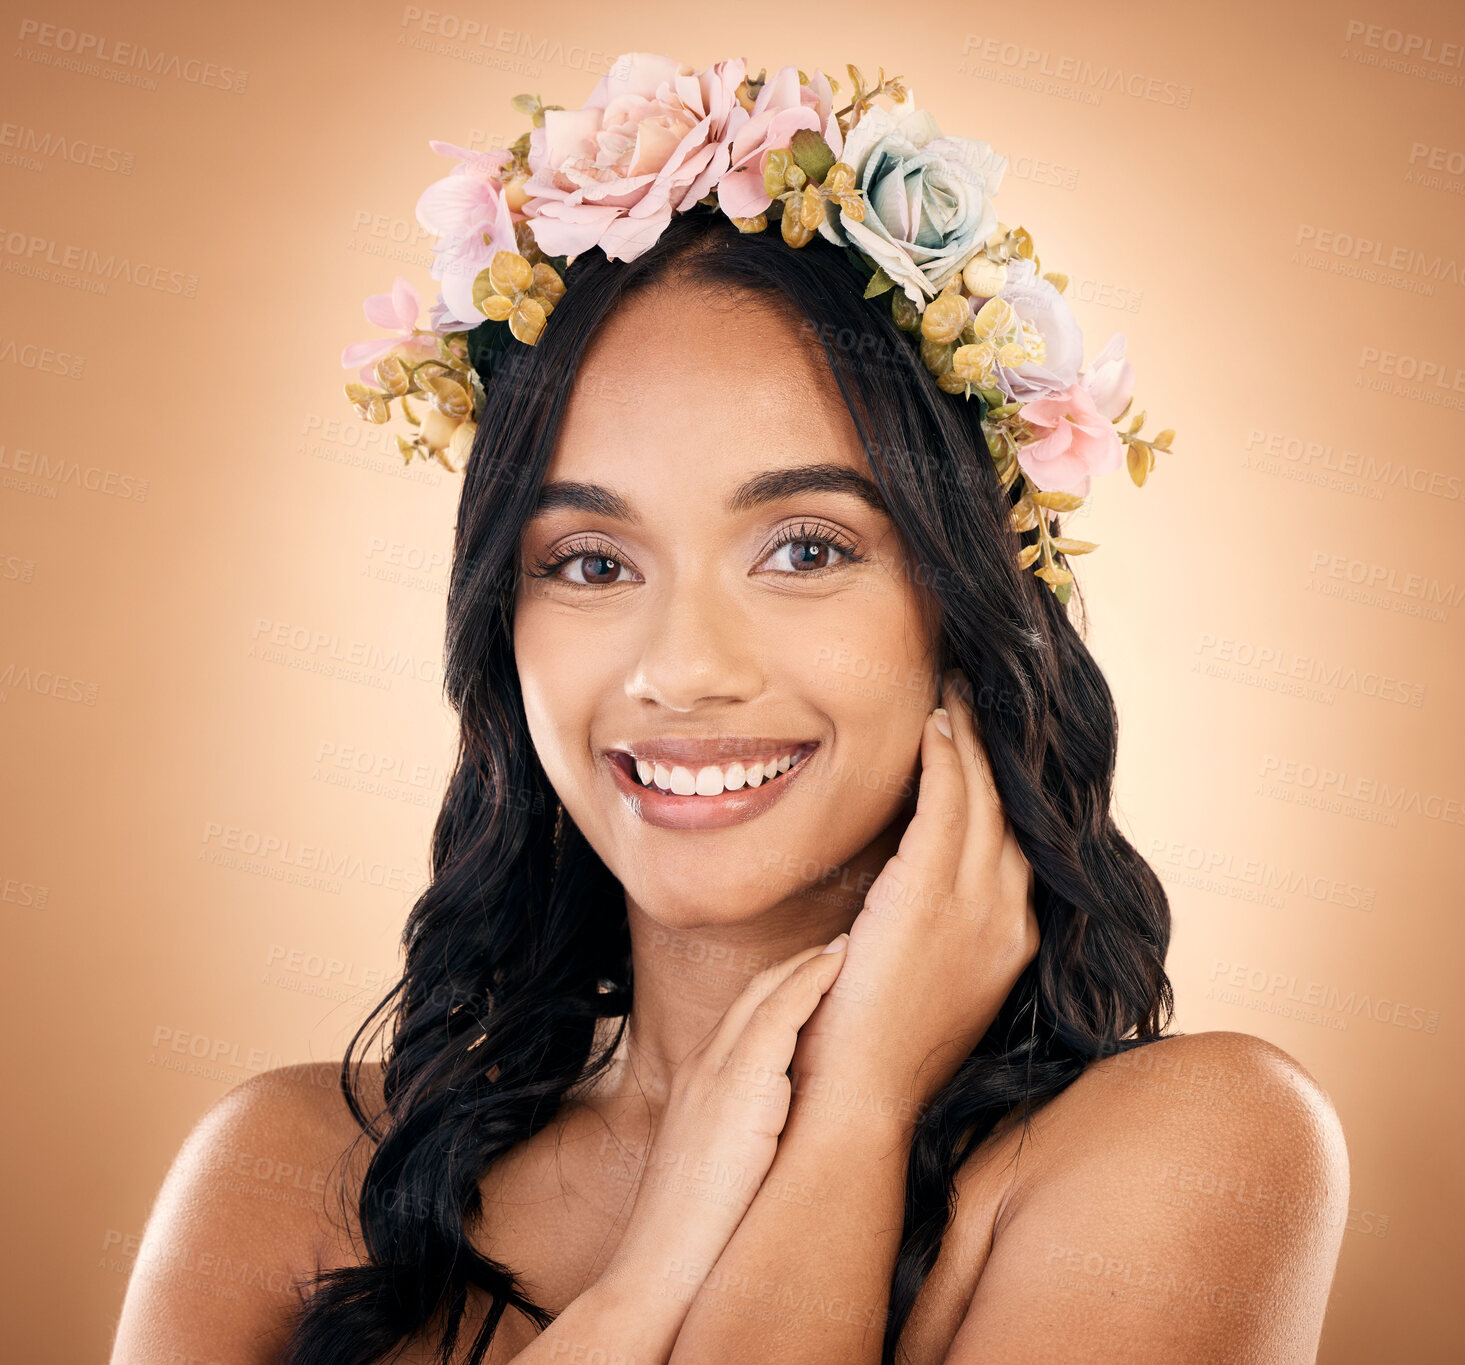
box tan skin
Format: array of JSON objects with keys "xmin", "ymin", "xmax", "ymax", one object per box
[{"xmin": 110, "ymin": 282, "xmax": 1350, "ymax": 1365}]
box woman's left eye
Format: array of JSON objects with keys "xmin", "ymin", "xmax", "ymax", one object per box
[{"xmin": 758, "ymin": 524, "xmax": 864, "ymax": 577}]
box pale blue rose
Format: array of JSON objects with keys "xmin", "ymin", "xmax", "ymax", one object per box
[{"xmin": 818, "ymin": 94, "xmax": 1008, "ymax": 311}]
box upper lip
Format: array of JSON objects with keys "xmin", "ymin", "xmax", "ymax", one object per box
[{"xmin": 607, "ymin": 737, "xmax": 820, "ymax": 767}]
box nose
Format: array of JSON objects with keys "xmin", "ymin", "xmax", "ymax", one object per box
[{"xmin": 623, "ymin": 575, "xmax": 765, "ymax": 711}]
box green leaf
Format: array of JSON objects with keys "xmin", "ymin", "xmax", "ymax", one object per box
[
  {"xmin": 789, "ymin": 128, "xmax": 837, "ymax": 185},
  {"xmin": 1055, "ymin": 579, "xmax": 1073, "ymax": 606},
  {"xmin": 863, "ymin": 266, "xmax": 896, "ymax": 299}
]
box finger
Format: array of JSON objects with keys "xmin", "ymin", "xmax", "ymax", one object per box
[
  {"xmin": 940, "ymin": 668, "xmax": 1011, "ymax": 873},
  {"xmin": 869, "ymin": 705, "xmax": 969, "ymax": 910},
  {"xmin": 944, "ymin": 669, "xmax": 1040, "ymax": 942},
  {"xmin": 940, "ymin": 668, "xmax": 1003, "ymax": 822},
  {"xmin": 723, "ymin": 942, "xmax": 849, "ymax": 1098},
  {"xmin": 698, "ymin": 939, "xmax": 841, "ymax": 1061},
  {"xmin": 997, "ymin": 817, "xmax": 1035, "ymax": 900}
]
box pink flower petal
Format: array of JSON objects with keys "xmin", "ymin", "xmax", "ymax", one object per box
[
  {"xmin": 716, "ymin": 164, "xmax": 773, "ymax": 218},
  {"xmin": 629, "ymin": 118, "xmax": 684, "ymax": 177},
  {"xmin": 390, "ymin": 277, "xmax": 420, "ymax": 329},
  {"xmin": 416, "ymin": 175, "xmax": 493, "ymax": 237},
  {"xmin": 594, "ymin": 205, "xmax": 675, "ymax": 261},
  {"xmin": 1016, "ymin": 394, "xmax": 1073, "ymax": 425},
  {"xmin": 525, "ymin": 201, "xmax": 627, "ymax": 258},
  {"xmin": 341, "ymin": 337, "xmax": 397, "ymax": 370},
  {"xmin": 542, "ymin": 105, "xmax": 604, "ymax": 168}
]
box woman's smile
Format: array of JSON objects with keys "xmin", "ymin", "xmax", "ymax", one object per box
[{"xmin": 604, "ymin": 740, "xmax": 821, "ymax": 830}]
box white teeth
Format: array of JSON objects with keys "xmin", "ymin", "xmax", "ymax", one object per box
[
  {"xmin": 629, "ymin": 750, "xmax": 804, "ymax": 795},
  {"xmin": 694, "ymin": 766, "xmax": 724, "ymax": 795}
]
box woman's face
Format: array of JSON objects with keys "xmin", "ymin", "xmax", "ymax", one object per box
[{"xmin": 513, "ymin": 281, "xmax": 941, "ymax": 931}]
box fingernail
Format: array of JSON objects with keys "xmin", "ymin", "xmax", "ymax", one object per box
[
  {"xmin": 821, "ymin": 932, "xmax": 849, "ymax": 953},
  {"xmin": 931, "ymin": 707, "xmax": 952, "ymax": 739}
]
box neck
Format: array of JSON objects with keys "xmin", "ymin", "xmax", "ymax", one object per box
[{"xmin": 581, "ymin": 817, "xmax": 906, "ymax": 1125}]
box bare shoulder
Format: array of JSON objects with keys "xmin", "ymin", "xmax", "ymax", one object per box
[
  {"xmin": 946, "ymin": 1031, "xmax": 1350, "ymax": 1364},
  {"xmin": 109, "ymin": 1060, "xmax": 383, "ymax": 1364},
  {"xmin": 1029, "ymin": 1028, "xmax": 1347, "ymax": 1166}
]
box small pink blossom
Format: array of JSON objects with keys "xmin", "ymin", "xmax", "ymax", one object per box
[
  {"xmin": 1081, "ymin": 331, "xmax": 1136, "ymax": 420},
  {"xmin": 416, "ymin": 140, "xmax": 521, "ymax": 330},
  {"xmin": 521, "ymin": 51, "xmax": 749, "ymax": 262},
  {"xmin": 1016, "ymin": 381, "xmax": 1124, "ymax": 496},
  {"xmin": 340, "ymin": 277, "xmax": 440, "ymax": 386},
  {"xmin": 713, "ymin": 65, "xmax": 843, "ymax": 220}
]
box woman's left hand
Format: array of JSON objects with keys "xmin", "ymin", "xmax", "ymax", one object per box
[{"xmin": 792, "ymin": 668, "xmax": 1041, "ymax": 1115}]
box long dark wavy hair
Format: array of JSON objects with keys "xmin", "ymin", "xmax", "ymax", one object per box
[{"xmin": 284, "ymin": 203, "xmax": 1176, "ymax": 1364}]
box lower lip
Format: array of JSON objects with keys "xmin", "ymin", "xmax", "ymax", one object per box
[{"xmin": 605, "ymin": 744, "xmax": 819, "ymax": 831}]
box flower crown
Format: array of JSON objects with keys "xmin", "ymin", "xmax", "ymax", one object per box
[{"xmin": 341, "ymin": 53, "xmax": 1178, "ymax": 602}]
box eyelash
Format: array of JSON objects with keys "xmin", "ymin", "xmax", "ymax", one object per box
[{"xmin": 527, "ymin": 520, "xmax": 866, "ymax": 587}]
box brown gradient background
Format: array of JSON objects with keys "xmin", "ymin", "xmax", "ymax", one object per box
[{"xmin": 2, "ymin": 0, "xmax": 1462, "ymax": 1358}]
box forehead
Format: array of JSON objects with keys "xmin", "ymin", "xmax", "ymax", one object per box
[{"xmin": 547, "ymin": 283, "xmax": 870, "ymax": 492}]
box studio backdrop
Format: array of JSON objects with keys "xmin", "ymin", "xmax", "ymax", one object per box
[{"xmin": 1, "ymin": 1, "xmax": 1461, "ymax": 1361}]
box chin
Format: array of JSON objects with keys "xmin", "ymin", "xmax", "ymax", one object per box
[{"xmin": 621, "ymin": 861, "xmax": 797, "ymax": 929}]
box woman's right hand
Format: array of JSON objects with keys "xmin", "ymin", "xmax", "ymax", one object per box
[{"xmin": 597, "ymin": 935, "xmax": 850, "ymax": 1305}]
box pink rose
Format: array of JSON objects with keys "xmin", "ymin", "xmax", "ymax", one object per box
[
  {"xmin": 415, "ymin": 140, "xmax": 521, "ymax": 331},
  {"xmin": 521, "ymin": 52, "xmax": 749, "ymax": 263},
  {"xmin": 1016, "ymin": 382, "xmax": 1124, "ymax": 496},
  {"xmin": 714, "ymin": 65, "xmax": 843, "ymax": 220}
]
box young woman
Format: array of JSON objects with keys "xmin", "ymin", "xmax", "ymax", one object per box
[{"xmin": 109, "ymin": 192, "xmax": 1348, "ymax": 1365}]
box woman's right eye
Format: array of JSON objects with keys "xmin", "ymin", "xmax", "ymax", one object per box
[
  {"xmin": 557, "ymin": 552, "xmax": 632, "ymax": 586},
  {"xmin": 530, "ymin": 541, "xmax": 638, "ymax": 587}
]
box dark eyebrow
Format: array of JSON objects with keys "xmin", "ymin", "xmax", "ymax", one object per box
[{"xmin": 531, "ymin": 463, "xmax": 889, "ymax": 525}]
